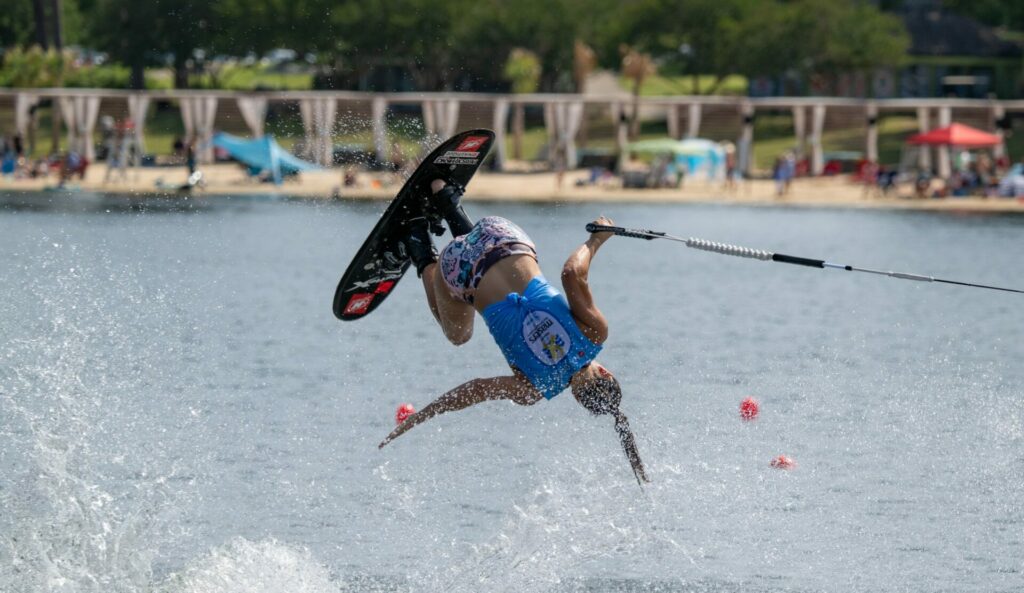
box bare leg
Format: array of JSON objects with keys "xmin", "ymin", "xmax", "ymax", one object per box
[
  {"xmin": 404, "ymin": 179, "xmax": 475, "ymax": 343},
  {"xmin": 420, "ymin": 262, "xmax": 475, "ymax": 345},
  {"xmin": 378, "ymin": 374, "xmax": 542, "ymax": 448}
]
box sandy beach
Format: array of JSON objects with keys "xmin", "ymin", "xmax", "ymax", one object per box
[{"xmin": 2, "ymin": 162, "xmax": 1023, "ymax": 213}]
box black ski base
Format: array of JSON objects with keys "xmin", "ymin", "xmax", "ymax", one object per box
[{"xmin": 332, "ymin": 130, "xmax": 495, "ymax": 321}]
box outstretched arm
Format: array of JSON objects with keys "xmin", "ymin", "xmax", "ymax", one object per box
[
  {"xmin": 379, "ymin": 374, "xmax": 542, "ymax": 448},
  {"xmin": 561, "ymin": 216, "xmax": 614, "ymax": 344}
]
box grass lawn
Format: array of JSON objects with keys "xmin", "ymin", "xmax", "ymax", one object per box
[
  {"xmin": 188, "ymin": 66, "xmax": 314, "ymax": 91},
  {"xmin": 749, "ymin": 115, "xmax": 921, "ymax": 170},
  {"xmin": 750, "ymin": 115, "xmax": 1024, "ymax": 170},
  {"xmin": 625, "ymin": 74, "xmax": 749, "ymax": 97}
]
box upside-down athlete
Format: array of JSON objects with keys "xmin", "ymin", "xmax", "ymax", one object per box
[{"xmin": 379, "ymin": 180, "xmax": 649, "ymax": 485}]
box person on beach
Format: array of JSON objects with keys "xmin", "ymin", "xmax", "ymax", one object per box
[{"xmin": 378, "ymin": 180, "xmax": 650, "ymax": 485}]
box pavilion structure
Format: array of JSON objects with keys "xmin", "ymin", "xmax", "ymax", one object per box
[{"xmin": 1, "ymin": 88, "xmax": 1018, "ymax": 179}]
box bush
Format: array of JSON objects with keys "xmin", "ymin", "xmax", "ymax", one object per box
[
  {"xmin": 504, "ymin": 48, "xmax": 542, "ymax": 94},
  {"xmin": 0, "ymin": 45, "xmax": 71, "ymax": 87},
  {"xmin": 64, "ymin": 64, "xmax": 132, "ymax": 88}
]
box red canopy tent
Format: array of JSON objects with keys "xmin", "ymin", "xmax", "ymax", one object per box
[{"xmin": 907, "ymin": 123, "xmax": 1001, "ymax": 147}]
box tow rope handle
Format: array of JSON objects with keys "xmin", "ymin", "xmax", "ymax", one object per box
[{"xmin": 586, "ymin": 223, "xmax": 664, "ymax": 240}]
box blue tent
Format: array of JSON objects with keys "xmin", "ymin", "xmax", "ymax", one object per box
[
  {"xmin": 212, "ymin": 132, "xmax": 321, "ymax": 185},
  {"xmin": 675, "ymin": 139, "xmax": 726, "ymax": 180}
]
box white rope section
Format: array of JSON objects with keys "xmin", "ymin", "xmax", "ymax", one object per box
[{"xmin": 684, "ymin": 237, "xmax": 773, "ymax": 261}]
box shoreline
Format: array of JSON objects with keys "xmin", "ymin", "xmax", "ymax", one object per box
[{"xmin": 2, "ymin": 164, "xmax": 1023, "ymax": 213}]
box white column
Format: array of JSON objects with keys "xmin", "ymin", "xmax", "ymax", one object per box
[
  {"xmin": 543, "ymin": 101, "xmax": 584, "ymax": 169},
  {"xmin": 58, "ymin": 97, "xmax": 78, "ymax": 154},
  {"xmin": 317, "ymin": 98, "xmax": 336, "ymax": 166},
  {"xmin": 491, "ymin": 98, "xmax": 509, "ymax": 171},
  {"xmin": 543, "ymin": 102, "xmax": 557, "ymax": 155},
  {"xmin": 15, "ymin": 93, "xmax": 39, "ymax": 141},
  {"xmin": 686, "ymin": 103, "xmax": 702, "ymax": 139},
  {"xmin": 738, "ymin": 101, "xmax": 754, "ymax": 176},
  {"xmin": 197, "ymin": 97, "xmax": 218, "ymax": 164},
  {"xmin": 421, "ymin": 101, "xmax": 435, "ymax": 136},
  {"xmin": 440, "ymin": 100, "xmax": 459, "ymax": 138},
  {"xmin": 916, "ymin": 107, "xmax": 931, "ymax": 171},
  {"xmin": 563, "ymin": 101, "xmax": 584, "ymax": 168},
  {"xmin": 865, "ymin": 102, "xmax": 878, "ymax": 162},
  {"xmin": 992, "ymin": 103, "xmax": 1006, "ymax": 161},
  {"xmin": 810, "ymin": 103, "xmax": 826, "ymax": 176},
  {"xmin": 422, "ymin": 100, "xmax": 460, "ymax": 139},
  {"xmin": 127, "ymin": 94, "xmax": 151, "ymax": 157},
  {"xmin": 180, "ymin": 99, "xmax": 195, "ymax": 146},
  {"xmin": 612, "ymin": 102, "xmax": 628, "ymax": 171},
  {"xmin": 300, "ymin": 97, "xmax": 336, "ymax": 165},
  {"xmin": 237, "ymin": 96, "xmax": 268, "ymax": 138},
  {"xmin": 667, "ymin": 104, "xmax": 679, "ymax": 140},
  {"xmin": 371, "ymin": 97, "xmax": 388, "ymax": 162},
  {"xmin": 512, "ymin": 102, "xmax": 525, "ymax": 159},
  {"xmin": 58, "ymin": 95, "xmax": 102, "ymax": 161},
  {"xmin": 199, "ymin": 96, "xmax": 218, "ymax": 163},
  {"xmin": 181, "ymin": 96, "xmax": 218, "ymax": 163},
  {"xmin": 299, "ymin": 99, "xmax": 315, "ymax": 158},
  {"xmin": 792, "ymin": 106, "xmax": 806, "ymax": 156},
  {"xmin": 937, "ymin": 105, "xmax": 951, "ymax": 179},
  {"xmin": 82, "ymin": 97, "xmax": 102, "ymax": 162}
]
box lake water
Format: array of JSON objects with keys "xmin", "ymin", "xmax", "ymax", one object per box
[{"xmin": 1, "ymin": 192, "xmax": 1022, "ymax": 593}]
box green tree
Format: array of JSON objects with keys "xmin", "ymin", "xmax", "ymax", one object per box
[
  {"xmin": 0, "ymin": 2, "xmax": 37, "ymax": 49},
  {"xmin": 611, "ymin": 0, "xmax": 751, "ymax": 94},
  {"xmin": 716, "ymin": 0, "xmax": 909, "ymax": 94},
  {"xmin": 163, "ymin": 1, "xmax": 215, "ymax": 88},
  {"xmin": 87, "ymin": 0, "xmax": 213, "ymax": 89},
  {"xmin": 485, "ymin": 0, "xmax": 579, "ymax": 90},
  {"xmin": 212, "ymin": 0, "xmax": 332, "ymax": 56},
  {"xmin": 611, "ymin": 0, "xmax": 907, "ymax": 95},
  {"xmin": 943, "ymin": 0, "xmax": 1024, "ymax": 31},
  {"xmin": 87, "ymin": 0, "xmax": 157, "ymax": 88},
  {"xmin": 621, "ymin": 45, "xmax": 656, "ymax": 137},
  {"xmin": 0, "ymin": 45, "xmax": 74, "ymax": 87},
  {"xmin": 325, "ymin": 0, "xmax": 477, "ymax": 90},
  {"xmin": 504, "ymin": 48, "xmax": 542, "ymax": 93},
  {"xmin": 1, "ymin": 0, "xmax": 83, "ymax": 51}
]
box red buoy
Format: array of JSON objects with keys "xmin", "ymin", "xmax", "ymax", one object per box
[
  {"xmin": 770, "ymin": 455, "xmax": 796, "ymax": 470},
  {"xmin": 739, "ymin": 397, "xmax": 759, "ymax": 421},
  {"xmin": 395, "ymin": 403, "xmax": 416, "ymax": 425}
]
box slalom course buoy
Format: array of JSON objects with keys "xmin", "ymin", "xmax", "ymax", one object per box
[
  {"xmin": 739, "ymin": 397, "xmax": 759, "ymax": 421},
  {"xmin": 395, "ymin": 403, "xmax": 416, "ymax": 425},
  {"xmin": 770, "ymin": 455, "xmax": 796, "ymax": 470}
]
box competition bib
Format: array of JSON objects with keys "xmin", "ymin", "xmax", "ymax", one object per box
[{"xmin": 522, "ymin": 311, "xmax": 570, "ymax": 366}]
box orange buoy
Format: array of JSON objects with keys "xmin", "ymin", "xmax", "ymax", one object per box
[
  {"xmin": 739, "ymin": 397, "xmax": 759, "ymax": 421},
  {"xmin": 770, "ymin": 455, "xmax": 796, "ymax": 470},
  {"xmin": 395, "ymin": 403, "xmax": 416, "ymax": 425}
]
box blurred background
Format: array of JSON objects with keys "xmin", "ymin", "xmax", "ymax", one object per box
[{"xmin": 1, "ymin": 0, "xmax": 1024, "ymax": 200}]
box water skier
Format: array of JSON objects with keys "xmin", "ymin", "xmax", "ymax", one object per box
[{"xmin": 379, "ymin": 180, "xmax": 649, "ymax": 485}]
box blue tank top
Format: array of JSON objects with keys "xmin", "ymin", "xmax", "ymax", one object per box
[{"xmin": 482, "ymin": 276, "xmax": 603, "ymax": 399}]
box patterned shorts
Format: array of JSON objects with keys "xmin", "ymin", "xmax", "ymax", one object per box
[{"xmin": 439, "ymin": 216, "xmax": 537, "ymax": 304}]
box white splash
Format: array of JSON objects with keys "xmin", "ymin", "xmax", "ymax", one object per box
[{"xmin": 159, "ymin": 538, "xmax": 341, "ymax": 593}]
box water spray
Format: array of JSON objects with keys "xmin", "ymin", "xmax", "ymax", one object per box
[{"xmin": 586, "ymin": 223, "xmax": 1024, "ymax": 295}]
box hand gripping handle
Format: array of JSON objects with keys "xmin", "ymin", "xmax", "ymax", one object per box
[{"xmin": 586, "ymin": 223, "xmax": 664, "ymax": 240}]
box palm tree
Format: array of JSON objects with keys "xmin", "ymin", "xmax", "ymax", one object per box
[
  {"xmin": 620, "ymin": 45, "xmax": 656, "ymax": 140},
  {"xmin": 573, "ymin": 40, "xmax": 596, "ymax": 146}
]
